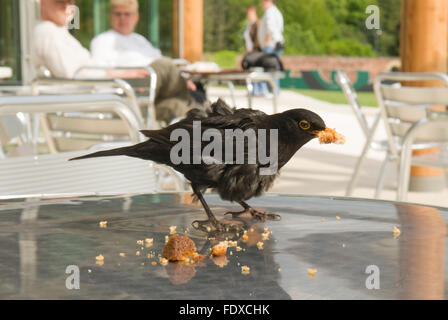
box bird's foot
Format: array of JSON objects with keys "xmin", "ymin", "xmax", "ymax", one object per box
[
  {"xmin": 225, "ymin": 208, "xmax": 281, "ymax": 221},
  {"xmin": 192, "ymin": 219, "xmax": 243, "ymax": 233},
  {"xmin": 192, "ymin": 219, "xmax": 223, "ymax": 232}
]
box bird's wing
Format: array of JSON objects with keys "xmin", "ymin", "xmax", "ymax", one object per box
[{"xmin": 140, "ymin": 129, "xmax": 173, "ymax": 145}]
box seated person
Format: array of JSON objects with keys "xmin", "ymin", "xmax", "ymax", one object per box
[
  {"xmin": 32, "ymin": 0, "xmax": 202, "ymax": 124},
  {"xmin": 91, "ymin": 0, "xmax": 203, "ymax": 124}
]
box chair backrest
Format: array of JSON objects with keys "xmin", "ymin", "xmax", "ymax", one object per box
[
  {"xmin": 73, "ymin": 66, "xmax": 159, "ymax": 129},
  {"xmin": 375, "ymin": 72, "xmax": 448, "ymax": 156},
  {"xmin": 0, "ymin": 94, "xmax": 144, "ymax": 154},
  {"xmin": 0, "ymin": 114, "xmax": 32, "ymax": 158},
  {"xmin": 335, "ymin": 70, "xmax": 370, "ymax": 138},
  {"xmin": 0, "ymin": 151, "xmax": 157, "ymax": 197},
  {"xmin": 30, "ymin": 79, "xmax": 145, "ymax": 152},
  {"xmin": 0, "ymin": 94, "xmax": 156, "ymax": 197}
]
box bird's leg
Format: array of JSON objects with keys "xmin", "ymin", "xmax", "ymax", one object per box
[
  {"xmin": 191, "ymin": 185, "xmax": 225, "ymax": 232},
  {"xmin": 225, "ymin": 201, "xmax": 281, "ymax": 221}
]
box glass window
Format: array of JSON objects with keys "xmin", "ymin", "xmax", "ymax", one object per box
[{"xmin": 0, "ymin": 0, "xmax": 22, "ymax": 84}]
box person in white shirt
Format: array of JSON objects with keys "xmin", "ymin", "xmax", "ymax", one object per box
[
  {"xmin": 259, "ymin": 0, "xmax": 285, "ymax": 54},
  {"xmin": 32, "ymin": 0, "xmax": 200, "ymax": 124},
  {"xmin": 258, "ymin": 0, "xmax": 285, "ymax": 95},
  {"xmin": 90, "ymin": 0, "xmax": 201, "ymax": 124},
  {"xmin": 90, "ymin": 0, "xmax": 162, "ymax": 67},
  {"xmin": 33, "ymin": 0, "xmax": 91, "ymax": 79},
  {"xmin": 32, "ymin": 0, "xmax": 147, "ymax": 79}
]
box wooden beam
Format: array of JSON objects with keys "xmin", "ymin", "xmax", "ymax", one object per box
[
  {"xmin": 172, "ymin": 0, "xmax": 179, "ymax": 58},
  {"xmin": 400, "ymin": 0, "xmax": 448, "ymax": 191},
  {"xmin": 172, "ymin": 0, "xmax": 203, "ymax": 61},
  {"xmin": 182, "ymin": 0, "xmax": 203, "ymax": 62}
]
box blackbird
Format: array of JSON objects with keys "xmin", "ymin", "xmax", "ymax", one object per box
[{"xmin": 70, "ymin": 99, "xmax": 330, "ymax": 231}]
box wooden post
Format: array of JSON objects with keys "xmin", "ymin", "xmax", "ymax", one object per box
[
  {"xmin": 400, "ymin": 0, "xmax": 448, "ymax": 192},
  {"xmin": 172, "ymin": 0, "xmax": 203, "ymax": 62}
]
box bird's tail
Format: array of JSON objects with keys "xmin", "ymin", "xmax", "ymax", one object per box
[{"xmin": 69, "ymin": 145, "xmax": 139, "ymax": 161}]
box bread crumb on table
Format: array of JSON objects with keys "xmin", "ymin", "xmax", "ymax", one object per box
[
  {"xmin": 169, "ymin": 226, "xmax": 177, "ymax": 234},
  {"xmin": 99, "ymin": 221, "xmax": 108, "ymax": 228},
  {"xmin": 227, "ymin": 240, "xmax": 237, "ymax": 247},
  {"xmin": 163, "ymin": 234, "xmax": 197, "ymax": 262},
  {"xmin": 241, "ymin": 266, "xmax": 250, "ymax": 275},
  {"xmin": 95, "ymin": 254, "xmax": 104, "ymax": 266},
  {"xmin": 211, "ymin": 241, "xmax": 228, "ymax": 256},
  {"xmin": 145, "ymin": 238, "xmax": 154, "ymax": 247},
  {"xmin": 308, "ymin": 268, "xmax": 317, "ymax": 278},
  {"xmin": 256, "ymin": 241, "xmax": 264, "ymax": 250},
  {"xmin": 393, "ymin": 226, "xmax": 401, "ymax": 238}
]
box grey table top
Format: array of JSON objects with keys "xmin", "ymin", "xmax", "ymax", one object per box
[{"xmin": 0, "ymin": 193, "xmax": 447, "ymax": 300}]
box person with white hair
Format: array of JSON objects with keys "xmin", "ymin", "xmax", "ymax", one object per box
[
  {"xmin": 90, "ymin": 0, "xmax": 203, "ymax": 124},
  {"xmin": 32, "ymin": 0, "xmax": 202, "ymax": 124},
  {"xmin": 258, "ymin": 0, "xmax": 285, "ymax": 96},
  {"xmin": 90, "ymin": 0, "xmax": 162, "ymax": 67},
  {"xmin": 32, "ymin": 0, "xmax": 146, "ymax": 79}
]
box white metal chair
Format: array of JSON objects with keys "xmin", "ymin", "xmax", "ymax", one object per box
[
  {"xmin": 73, "ymin": 65, "xmax": 159, "ymax": 129},
  {"xmin": 0, "ymin": 94, "xmax": 159, "ymax": 197},
  {"xmin": 29, "ymin": 77, "xmax": 145, "ymax": 153},
  {"xmin": 398, "ymin": 110, "xmax": 448, "ymax": 200},
  {"xmin": 0, "ymin": 113, "xmax": 31, "ymax": 158},
  {"xmin": 335, "ymin": 70, "xmax": 388, "ymax": 198},
  {"xmin": 0, "ymin": 94, "xmax": 187, "ymax": 196},
  {"xmin": 374, "ymin": 72, "xmax": 448, "ymax": 201}
]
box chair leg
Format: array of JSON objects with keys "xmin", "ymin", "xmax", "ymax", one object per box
[
  {"xmin": 246, "ymin": 79, "xmax": 253, "ymax": 109},
  {"xmin": 346, "ymin": 111, "xmax": 382, "ymax": 197},
  {"xmin": 227, "ymin": 81, "xmax": 236, "ymax": 107},
  {"xmin": 374, "ymin": 150, "xmax": 390, "ymax": 199},
  {"xmin": 346, "ymin": 139, "xmax": 371, "ymax": 196},
  {"xmin": 397, "ymin": 143, "xmax": 413, "ymax": 202}
]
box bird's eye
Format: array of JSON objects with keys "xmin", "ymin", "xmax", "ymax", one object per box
[{"xmin": 299, "ymin": 120, "xmax": 311, "ymax": 130}]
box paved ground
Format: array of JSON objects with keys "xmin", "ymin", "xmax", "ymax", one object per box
[{"xmin": 207, "ymin": 86, "xmax": 448, "ymax": 209}]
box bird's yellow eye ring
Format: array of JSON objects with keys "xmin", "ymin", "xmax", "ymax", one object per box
[{"xmin": 299, "ymin": 120, "xmax": 311, "ymax": 130}]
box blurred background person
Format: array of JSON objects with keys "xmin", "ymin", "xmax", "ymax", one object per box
[
  {"xmin": 259, "ymin": 0, "xmax": 284, "ymax": 95},
  {"xmin": 33, "ymin": 0, "xmax": 92, "ymax": 79},
  {"xmin": 32, "ymin": 0, "xmax": 146, "ymax": 79},
  {"xmin": 244, "ymin": 5, "xmax": 265, "ymax": 97},
  {"xmin": 244, "ymin": 5, "xmax": 261, "ymax": 54},
  {"xmin": 90, "ymin": 0, "xmax": 162, "ymax": 67},
  {"xmin": 90, "ymin": 0, "xmax": 204, "ymax": 124}
]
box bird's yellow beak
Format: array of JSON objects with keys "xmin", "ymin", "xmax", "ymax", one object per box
[{"xmin": 313, "ymin": 127, "xmax": 346, "ymax": 145}]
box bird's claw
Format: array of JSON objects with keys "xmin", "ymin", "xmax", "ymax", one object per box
[
  {"xmin": 192, "ymin": 219, "xmax": 219, "ymax": 232},
  {"xmin": 225, "ymin": 208, "xmax": 281, "ymax": 222},
  {"xmin": 192, "ymin": 219, "xmax": 243, "ymax": 233}
]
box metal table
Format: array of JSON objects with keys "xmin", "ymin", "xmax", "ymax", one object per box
[
  {"xmin": 181, "ymin": 69, "xmax": 285, "ymax": 113},
  {"xmin": 0, "ymin": 193, "xmax": 447, "ymax": 300}
]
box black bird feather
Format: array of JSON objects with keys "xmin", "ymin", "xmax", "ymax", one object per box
[{"xmin": 70, "ymin": 99, "xmax": 327, "ymax": 231}]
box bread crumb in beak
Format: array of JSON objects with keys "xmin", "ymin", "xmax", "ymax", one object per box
[{"xmin": 315, "ymin": 127, "xmax": 346, "ymax": 145}]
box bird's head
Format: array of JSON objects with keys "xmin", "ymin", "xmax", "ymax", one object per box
[
  {"xmin": 282, "ymin": 108, "xmax": 326, "ymax": 137},
  {"xmin": 281, "ymin": 109, "xmax": 345, "ymax": 146}
]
